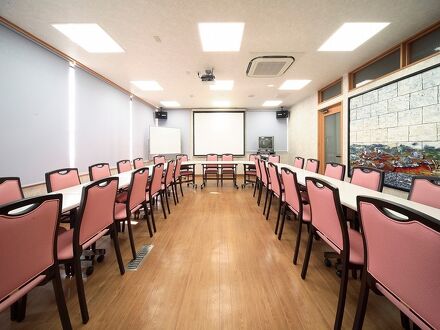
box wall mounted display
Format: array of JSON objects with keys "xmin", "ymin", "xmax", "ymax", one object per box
[{"xmin": 348, "ymin": 64, "xmax": 440, "ymax": 191}]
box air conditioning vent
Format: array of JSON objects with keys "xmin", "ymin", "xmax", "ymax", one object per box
[{"xmin": 246, "ymin": 56, "xmax": 295, "ymax": 77}]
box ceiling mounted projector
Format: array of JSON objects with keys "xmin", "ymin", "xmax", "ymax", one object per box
[{"xmin": 198, "ymin": 68, "xmax": 215, "ymax": 82}]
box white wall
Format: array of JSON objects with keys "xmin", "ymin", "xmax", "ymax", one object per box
[{"xmin": 246, "ymin": 110, "xmax": 288, "ymax": 152}]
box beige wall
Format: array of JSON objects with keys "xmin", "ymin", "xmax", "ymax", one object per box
[{"xmin": 288, "ymin": 53, "xmax": 440, "ymax": 199}]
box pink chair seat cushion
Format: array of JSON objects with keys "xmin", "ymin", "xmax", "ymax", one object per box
[
  {"xmin": 180, "ymin": 171, "xmax": 193, "ymax": 176},
  {"xmin": 287, "ymin": 203, "xmax": 311, "ymax": 222},
  {"xmin": 57, "ymin": 229, "xmax": 74, "ymax": 260},
  {"xmin": 116, "ymin": 191, "xmax": 128, "ymax": 203},
  {"xmin": 348, "ymin": 229, "xmax": 364, "ymax": 265},
  {"xmin": 114, "ymin": 202, "xmax": 127, "ymax": 220}
]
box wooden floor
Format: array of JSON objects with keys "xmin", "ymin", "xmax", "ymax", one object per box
[{"xmin": 0, "ymin": 182, "xmax": 402, "ymax": 330}]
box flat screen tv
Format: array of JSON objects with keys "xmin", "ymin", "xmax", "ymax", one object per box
[{"xmin": 258, "ymin": 136, "xmax": 274, "ymax": 152}]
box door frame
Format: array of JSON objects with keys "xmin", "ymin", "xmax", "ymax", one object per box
[{"xmin": 318, "ymin": 102, "xmax": 342, "ymax": 174}]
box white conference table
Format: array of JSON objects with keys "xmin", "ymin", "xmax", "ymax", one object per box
[{"xmin": 53, "ymin": 161, "xmax": 439, "ymax": 222}]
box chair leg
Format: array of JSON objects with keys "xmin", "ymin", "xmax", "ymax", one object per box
[
  {"xmin": 266, "ymin": 192, "xmax": 273, "ymax": 220},
  {"xmin": 353, "ymin": 271, "xmax": 370, "ymax": 330},
  {"xmin": 15, "ymin": 294, "xmax": 27, "ymax": 322},
  {"xmin": 334, "ymin": 256, "xmax": 349, "ymax": 330},
  {"xmin": 126, "ymin": 218, "xmax": 137, "ymax": 260},
  {"xmin": 160, "ymin": 191, "xmax": 167, "ymax": 219},
  {"xmin": 165, "ymin": 188, "xmax": 171, "ymax": 214},
  {"xmin": 179, "ymin": 179, "xmax": 184, "ymax": 197},
  {"xmin": 171, "ymin": 184, "xmax": 177, "ymax": 205},
  {"xmin": 149, "ymin": 202, "xmax": 157, "ymax": 232},
  {"xmin": 143, "ymin": 202, "xmax": 153, "ymax": 237},
  {"xmin": 73, "ymin": 253, "xmax": 89, "ymax": 324},
  {"xmin": 301, "ymin": 228, "xmax": 314, "ymax": 278},
  {"xmin": 52, "ymin": 266, "xmax": 72, "ymax": 330},
  {"xmin": 174, "ymin": 182, "xmax": 180, "ymax": 203},
  {"xmin": 253, "ymin": 179, "xmax": 258, "ymax": 197},
  {"xmin": 277, "ymin": 204, "xmax": 287, "ymax": 239},
  {"xmin": 263, "ymin": 187, "xmax": 269, "ymax": 214},
  {"xmin": 275, "ymin": 198, "xmax": 282, "ymax": 227},
  {"xmin": 275, "ymin": 202, "xmax": 284, "ymax": 235},
  {"xmin": 111, "ymin": 224, "xmax": 125, "ymax": 275},
  {"xmin": 257, "ymin": 182, "xmax": 263, "ymax": 205},
  {"xmin": 293, "ymin": 218, "xmax": 304, "ymax": 265}
]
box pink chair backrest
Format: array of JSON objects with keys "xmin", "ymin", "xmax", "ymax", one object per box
[
  {"xmin": 358, "ymin": 199, "xmax": 440, "ymax": 329},
  {"xmin": 409, "ymin": 177, "xmax": 440, "ymax": 208},
  {"xmin": 78, "ymin": 178, "xmax": 118, "ymax": 246},
  {"xmin": 128, "ymin": 168, "xmax": 149, "ymax": 211},
  {"xmin": 254, "ymin": 158, "xmax": 261, "ymax": 179},
  {"xmin": 0, "ymin": 195, "xmax": 61, "ymax": 302},
  {"xmin": 90, "ymin": 163, "xmax": 111, "ymax": 181},
  {"xmin": 305, "ymin": 159, "xmax": 319, "ymax": 173},
  {"xmin": 268, "ymin": 163, "xmax": 282, "ymax": 197},
  {"xmin": 293, "ymin": 157, "xmax": 304, "ymax": 169},
  {"xmin": 206, "ymin": 154, "xmax": 218, "ymax": 168},
  {"xmin": 222, "ymin": 154, "xmax": 233, "ymax": 161},
  {"xmin": 175, "ymin": 157, "xmax": 182, "ymax": 178},
  {"xmin": 165, "ymin": 160, "xmax": 175, "ymax": 186},
  {"xmin": 154, "ymin": 155, "xmax": 166, "ymax": 165},
  {"xmin": 117, "ymin": 160, "xmax": 132, "ymax": 173},
  {"xmin": 259, "ymin": 159, "xmax": 269, "ymax": 185},
  {"xmin": 281, "ymin": 168, "xmax": 302, "ymax": 214},
  {"xmin": 0, "ymin": 178, "xmax": 24, "ymax": 205},
  {"xmin": 249, "ymin": 154, "xmax": 257, "ymax": 161},
  {"xmin": 177, "ymin": 154, "xmax": 189, "ymax": 162},
  {"xmin": 133, "ymin": 158, "xmax": 144, "ymax": 169},
  {"xmin": 268, "ymin": 155, "xmax": 280, "ymax": 163},
  {"xmin": 351, "ymin": 167, "xmax": 383, "ymax": 192},
  {"xmin": 306, "ymin": 178, "xmax": 344, "ymax": 251},
  {"xmin": 324, "ymin": 163, "xmax": 345, "ymax": 181},
  {"xmin": 150, "ymin": 163, "xmax": 164, "ymax": 196},
  {"xmin": 46, "ymin": 168, "xmax": 80, "ymax": 192}
]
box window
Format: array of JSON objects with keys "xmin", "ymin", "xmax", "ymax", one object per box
[
  {"xmin": 407, "ymin": 25, "xmax": 440, "ymax": 64},
  {"xmin": 319, "ymin": 79, "xmax": 342, "ymax": 103},
  {"xmin": 351, "ymin": 48, "xmax": 400, "ymax": 88}
]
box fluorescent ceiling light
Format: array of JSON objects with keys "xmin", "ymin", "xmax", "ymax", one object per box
[
  {"xmin": 52, "ymin": 23, "xmax": 124, "ymax": 53},
  {"xmin": 279, "ymin": 80, "xmax": 311, "ymax": 90},
  {"xmin": 131, "ymin": 80, "xmax": 163, "ymax": 91},
  {"xmin": 160, "ymin": 101, "xmax": 180, "ymax": 107},
  {"xmin": 212, "ymin": 100, "xmax": 231, "ymax": 107},
  {"xmin": 198, "ymin": 23, "xmax": 244, "ymax": 51},
  {"xmin": 262, "ymin": 100, "xmax": 282, "ymax": 107},
  {"xmin": 209, "ymin": 80, "xmax": 234, "ymax": 91},
  {"xmin": 318, "ymin": 22, "xmax": 389, "ymax": 51}
]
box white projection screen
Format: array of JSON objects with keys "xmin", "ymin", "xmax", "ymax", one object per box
[
  {"xmin": 193, "ymin": 111, "xmax": 245, "ymax": 156},
  {"xmin": 149, "ymin": 126, "xmax": 181, "ymax": 154}
]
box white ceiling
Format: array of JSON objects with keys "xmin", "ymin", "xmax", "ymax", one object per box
[{"xmin": 1, "ymin": 0, "xmax": 439, "ymax": 109}]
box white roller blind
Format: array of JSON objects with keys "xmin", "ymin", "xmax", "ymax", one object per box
[{"xmin": 149, "ymin": 126, "xmax": 181, "ymax": 155}]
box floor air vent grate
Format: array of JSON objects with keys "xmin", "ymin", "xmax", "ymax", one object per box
[{"xmin": 127, "ymin": 244, "xmax": 153, "ymax": 271}]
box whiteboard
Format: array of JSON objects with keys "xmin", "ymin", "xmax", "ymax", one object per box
[
  {"xmin": 193, "ymin": 111, "xmax": 245, "ymax": 156},
  {"xmin": 149, "ymin": 126, "xmax": 181, "ymax": 154}
]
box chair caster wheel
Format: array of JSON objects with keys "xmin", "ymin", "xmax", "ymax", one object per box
[
  {"xmin": 86, "ymin": 266, "xmax": 94, "ymax": 276},
  {"xmin": 324, "ymin": 258, "xmax": 332, "ymax": 267},
  {"xmin": 97, "ymin": 255, "xmax": 105, "ymax": 263},
  {"xmin": 336, "ymin": 270, "xmax": 342, "ymax": 278}
]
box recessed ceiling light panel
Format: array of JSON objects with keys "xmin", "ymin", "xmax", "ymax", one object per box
[
  {"xmin": 52, "ymin": 23, "xmax": 124, "ymax": 53},
  {"xmin": 279, "ymin": 80, "xmax": 311, "ymax": 90},
  {"xmin": 318, "ymin": 22, "xmax": 389, "ymax": 51},
  {"xmin": 262, "ymin": 100, "xmax": 282, "ymax": 107},
  {"xmin": 209, "ymin": 80, "xmax": 234, "ymax": 91},
  {"xmin": 198, "ymin": 23, "xmax": 244, "ymax": 52},
  {"xmin": 131, "ymin": 80, "xmax": 163, "ymax": 91},
  {"xmin": 160, "ymin": 101, "xmax": 180, "ymax": 107}
]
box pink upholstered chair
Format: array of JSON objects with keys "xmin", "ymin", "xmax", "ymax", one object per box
[
  {"xmin": 354, "ymin": 196, "xmax": 440, "ymax": 330},
  {"xmin": 57, "ymin": 177, "xmax": 124, "ymax": 324},
  {"xmin": 305, "ymin": 158, "xmax": 320, "ymax": 173},
  {"xmin": 162, "ymin": 160, "xmax": 176, "ymax": 213},
  {"xmin": 277, "ymin": 168, "xmax": 311, "ymax": 264},
  {"xmin": 293, "ymin": 157, "xmax": 304, "ymax": 169},
  {"xmin": 301, "ymin": 177, "xmax": 364, "ymax": 330},
  {"xmin": 133, "ymin": 158, "xmax": 144, "ymax": 169},
  {"xmin": 117, "ymin": 159, "xmax": 132, "ymax": 173},
  {"xmin": 268, "ymin": 154, "xmax": 280, "ymax": 163},
  {"xmin": 173, "ymin": 157, "xmax": 184, "ymax": 202},
  {"xmin": 153, "ymin": 155, "xmax": 166, "ymax": 165},
  {"xmin": 0, "ymin": 195, "xmax": 71, "ymax": 329},
  {"xmin": 243, "ymin": 154, "xmax": 258, "ymax": 188},
  {"xmin": 202, "ymin": 154, "xmax": 219, "ymax": 188},
  {"xmin": 221, "ymin": 154, "xmax": 238, "ymax": 188},
  {"xmin": 350, "ymin": 166, "xmax": 384, "ymax": 192},
  {"xmin": 0, "ymin": 177, "xmax": 24, "ymax": 205},
  {"xmin": 115, "ymin": 167, "xmax": 153, "ymax": 253},
  {"xmin": 408, "ymin": 175, "xmax": 440, "ymax": 208},
  {"xmin": 146, "ymin": 163, "xmax": 166, "ymax": 229},
  {"xmin": 266, "ymin": 162, "xmax": 284, "ymax": 224},
  {"xmin": 324, "ymin": 163, "xmax": 346, "ymax": 181},
  {"xmin": 176, "ymin": 154, "xmax": 196, "ymax": 189},
  {"xmin": 88, "ymin": 163, "xmax": 111, "ymax": 181},
  {"xmin": 45, "ymin": 168, "xmax": 81, "ymax": 193}
]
